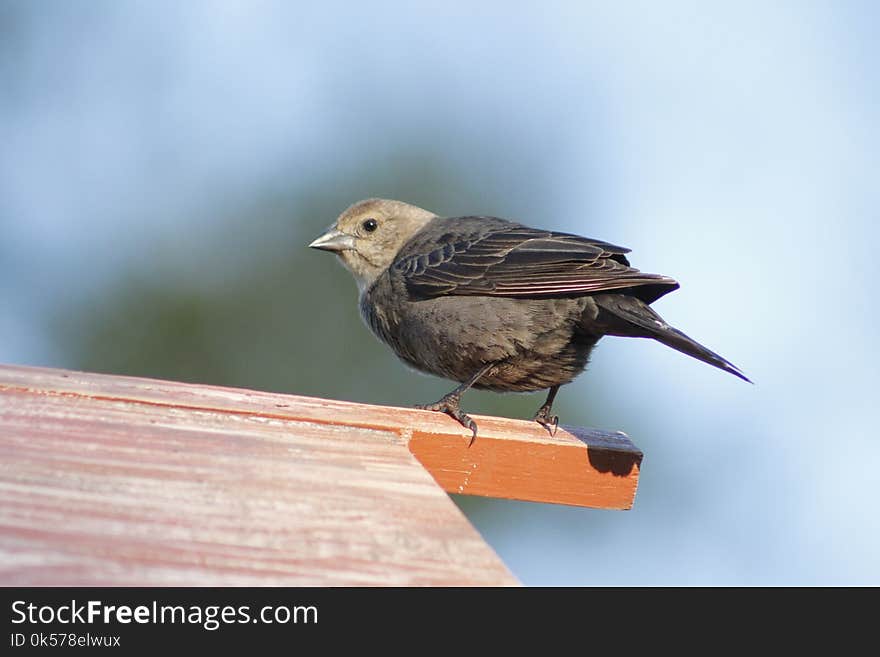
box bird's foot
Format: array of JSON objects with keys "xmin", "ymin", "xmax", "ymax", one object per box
[
  {"xmin": 532, "ymin": 405, "xmax": 559, "ymax": 437},
  {"xmin": 415, "ymin": 393, "xmax": 479, "ymax": 446}
]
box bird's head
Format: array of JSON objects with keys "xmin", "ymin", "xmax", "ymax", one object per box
[{"xmin": 309, "ymin": 198, "xmax": 436, "ymax": 292}]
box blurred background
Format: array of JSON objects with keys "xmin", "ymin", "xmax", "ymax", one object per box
[{"xmin": 2, "ymin": 1, "xmax": 877, "ymax": 584}]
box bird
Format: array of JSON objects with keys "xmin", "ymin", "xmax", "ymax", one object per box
[{"xmin": 309, "ymin": 198, "xmax": 749, "ymax": 443}]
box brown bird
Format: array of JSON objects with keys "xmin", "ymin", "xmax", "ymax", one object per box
[{"xmin": 310, "ymin": 198, "xmax": 748, "ymax": 443}]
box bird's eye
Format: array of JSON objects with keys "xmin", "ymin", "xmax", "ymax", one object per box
[{"xmin": 362, "ymin": 218, "xmax": 378, "ymax": 233}]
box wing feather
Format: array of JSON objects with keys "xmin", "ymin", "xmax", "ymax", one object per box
[{"xmin": 393, "ymin": 218, "xmax": 678, "ymax": 303}]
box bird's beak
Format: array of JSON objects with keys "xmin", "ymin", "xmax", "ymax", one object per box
[{"xmin": 308, "ymin": 228, "xmax": 356, "ymax": 253}]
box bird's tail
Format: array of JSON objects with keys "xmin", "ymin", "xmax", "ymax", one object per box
[{"xmin": 592, "ymin": 294, "xmax": 751, "ymax": 383}]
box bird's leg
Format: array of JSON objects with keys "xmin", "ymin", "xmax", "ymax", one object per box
[
  {"xmin": 415, "ymin": 363, "xmax": 496, "ymax": 446},
  {"xmin": 532, "ymin": 385, "xmax": 560, "ymax": 436}
]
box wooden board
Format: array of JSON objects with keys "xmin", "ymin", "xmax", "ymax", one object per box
[
  {"xmin": 0, "ymin": 365, "xmax": 643, "ymax": 510},
  {"xmin": 0, "ymin": 365, "xmax": 518, "ymax": 586}
]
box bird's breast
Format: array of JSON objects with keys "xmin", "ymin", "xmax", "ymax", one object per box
[{"xmin": 361, "ymin": 281, "xmax": 598, "ymax": 391}]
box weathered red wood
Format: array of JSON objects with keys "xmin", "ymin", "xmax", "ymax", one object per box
[
  {"xmin": 0, "ymin": 364, "xmax": 642, "ymax": 510},
  {"xmin": 0, "ymin": 366, "xmax": 518, "ymax": 586}
]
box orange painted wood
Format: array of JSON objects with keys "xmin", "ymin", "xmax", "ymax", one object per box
[
  {"xmin": 0, "ymin": 365, "xmax": 517, "ymax": 586},
  {"xmin": 408, "ymin": 425, "xmax": 641, "ymax": 509},
  {"xmin": 0, "ymin": 364, "xmax": 642, "ymax": 511}
]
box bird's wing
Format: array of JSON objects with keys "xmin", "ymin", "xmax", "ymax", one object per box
[{"xmin": 393, "ymin": 219, "xmax": 679, "ymax": 303}]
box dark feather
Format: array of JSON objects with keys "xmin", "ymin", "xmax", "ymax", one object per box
[{"xmin": 393, "ymin": 216, "xmax": 679, "ymax": 304}]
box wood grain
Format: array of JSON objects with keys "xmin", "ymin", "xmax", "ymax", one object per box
[
  {"xmin": 0, "ymin": 364, "xmax": 643, "ymax": 510},
  {"xmin": 0, "ymin": 365, "xmax": 518, "ymax": 586}
]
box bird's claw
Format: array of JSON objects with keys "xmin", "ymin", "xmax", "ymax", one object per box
[
  {"xmin": 533, "ymin": 408, "xmax": 559, "ymax": 436},
  {"xmin": 415, "ymin": 394, "xmax": 479, "ymax": 446}
]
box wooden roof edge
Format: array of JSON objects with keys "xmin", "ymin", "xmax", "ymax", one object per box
[{"xmin": 0, "ymin": 363, "xmax": 642, "ymax": 509}]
